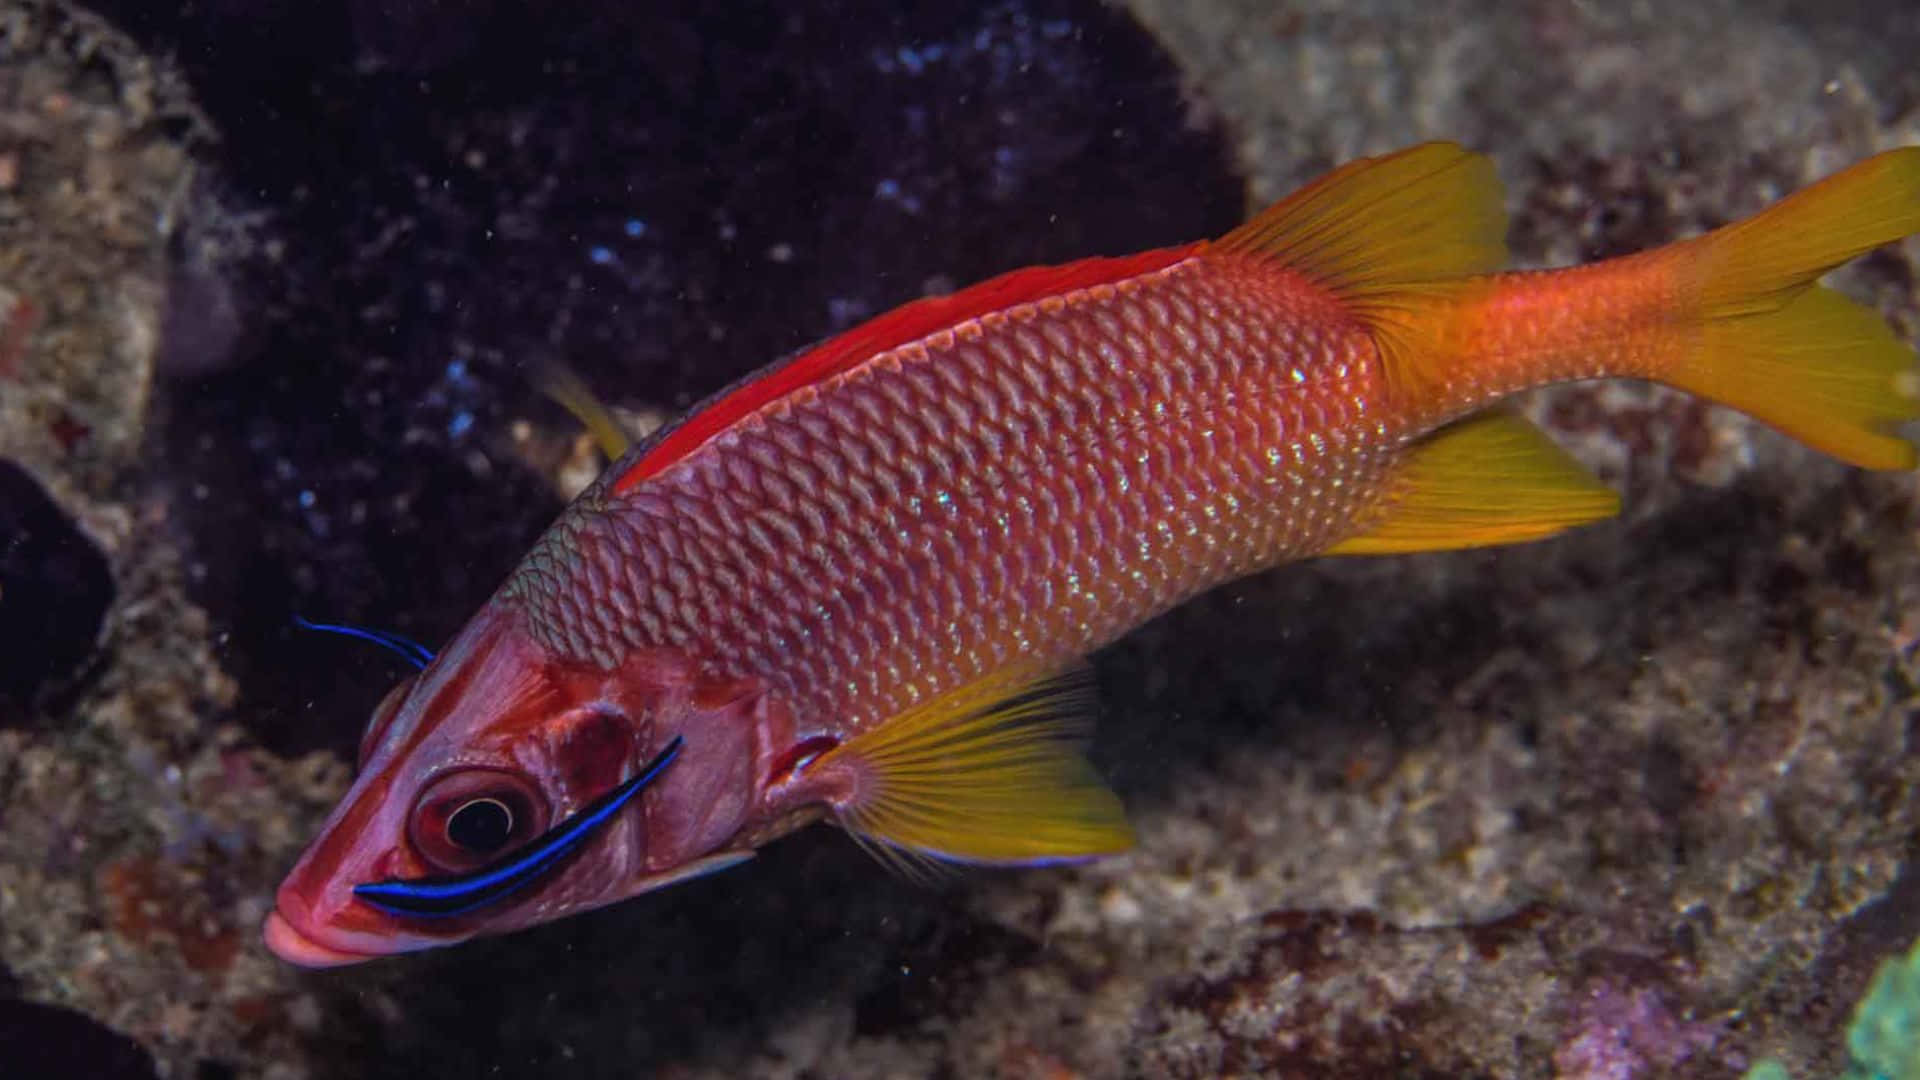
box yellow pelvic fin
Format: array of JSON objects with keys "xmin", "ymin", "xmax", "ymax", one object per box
[
  {"xmin": 1326, "ymin": 411, "xmax": 1620, "ymax": 555},
  {"xmin": 1667, "ymin": 147, "xmax": 1920, "ymax": 469},
  {"xmin": 1214, "ymin": 142, "xmax": 1510, "ymax": 398},
  {"xmin": 531, "ymin": 363, "xmax": 632, "ymax": 460},
  {"xmin": 815, "ymin": 664, "xmax": 1134, "ymax": 867}
]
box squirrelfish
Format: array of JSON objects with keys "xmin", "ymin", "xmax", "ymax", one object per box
[{"xmin": 265, "ymin": 143, "xmax": 1920, "ymax": 966}]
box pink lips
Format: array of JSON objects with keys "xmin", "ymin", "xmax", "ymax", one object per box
[
  {"xmin": 262, "ymin": 909, "xmax": 374, "ymax": 968},
  {"xmin": 263, "ymin": 882, "xmax": 458, "ymax": 967}
]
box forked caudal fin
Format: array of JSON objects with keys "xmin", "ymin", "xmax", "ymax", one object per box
[{"xmin": 1665, "ymin": 148, "xmax": 1920, "ymax": 469}]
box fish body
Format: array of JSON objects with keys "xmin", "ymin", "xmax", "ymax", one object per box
[{"xmin": 267, "ymin": 143, "xmax": 1920, "ymax": 966}]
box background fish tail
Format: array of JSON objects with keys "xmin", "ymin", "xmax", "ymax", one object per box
[{"xmin": 1662, "ymin": 147, "xmax": 1920, "ymax": 469}]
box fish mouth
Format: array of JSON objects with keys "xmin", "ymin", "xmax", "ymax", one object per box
[
  {"xmin": 263, "ymin": 909, "xmax": 380, "ymax": 968},
  {"xmin": 263, "ymin": 885, "xmax": 416, "ymax": 968}
]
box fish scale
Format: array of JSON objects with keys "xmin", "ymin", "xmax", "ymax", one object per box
[{"xmin": 507, "ymin": 257, "xmax": 1389, "ymax": 733}]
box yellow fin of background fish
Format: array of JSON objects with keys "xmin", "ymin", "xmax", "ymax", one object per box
[
  {"xmin": 532, "ymin": 363, "xmax": 632, "ymax": 459},
  {"xmin": 816, "ymin": 664, "xmax": 1134, "ymax": 866},
  {"xmin": 1665, "ymin": 147, "xmax": 1920, "ymax": 469},
  {"xmin": 1213, "ymin": 141, "xmax": 1508, "ymax": 398},
  {"xmin": 1326, "ymin": 411, "xmax": 1621, "ymax": 555}
]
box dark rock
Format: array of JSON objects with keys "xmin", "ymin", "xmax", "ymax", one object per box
[
  {"xmin": 0, "ymin": 458, "xmax": 112, "ymax": 720},
  {"xmin": 0, "ymin": 999, "xmax": 159, "ymax": 1080}
]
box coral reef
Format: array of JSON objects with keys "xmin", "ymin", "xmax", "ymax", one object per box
[{"xmin": 1, "ymin": 0, "xmax": 1919, "ymax": 1077}]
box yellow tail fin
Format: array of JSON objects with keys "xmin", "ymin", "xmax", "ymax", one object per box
[{"xmin": 1669, "ymin": 148, "xmax": 1920, "ymax": 469}]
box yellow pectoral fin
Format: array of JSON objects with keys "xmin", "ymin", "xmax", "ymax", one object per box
[
  {"xmin": 816, "ymin": 664, "xmax": 1134, "ymax": 867},
  {"xmin": 1327, "ymin": 411, "xmax": 1621, "ymax": 555}
]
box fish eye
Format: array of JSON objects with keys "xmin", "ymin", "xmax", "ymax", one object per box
[
  {"xmin": 445, "ymin": 797, "xmax": 515, "ymax": 854},
  {"xmin": 409, "ymin": 769, "xmax": 547, "ymax": 874}
]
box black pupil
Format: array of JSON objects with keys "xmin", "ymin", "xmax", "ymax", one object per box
[{"xmin": 447, "ymin": 798, "xmax": 514, "ymax": 852}]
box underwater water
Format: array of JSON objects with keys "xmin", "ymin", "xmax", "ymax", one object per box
[{"xmin": 2, "ymin": 0, "xmax": 1920, "ymax": 1076}]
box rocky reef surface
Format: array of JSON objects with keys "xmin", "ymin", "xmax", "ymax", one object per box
[{"xmin": 2, "ymin": 1, "xmax": 1918, "ymax": 1077}]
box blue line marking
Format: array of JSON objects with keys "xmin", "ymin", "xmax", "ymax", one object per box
[
  {"xmin": 353, "ymin": 736, "xmax": 684, "ymax": 918},
  {"xmin": 293, "ymin": 616, "xmax": 435, "ymax": 670}
]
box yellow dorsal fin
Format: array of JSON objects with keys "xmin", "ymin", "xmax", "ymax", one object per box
[
  {"xmin": 814, "ymin": 664, "xmax": 1133, "ymax": 867},
  {"xmin": 1215, "ymin": 142, "xmax": 1510, "ymax": 397},
  {"xmin": 1326, "ymin": 411, "xmax": 1620, "ymax": 555},
  {"xmin": 531, "ymin": 363, "xmax": 631, "ymax": 460}
]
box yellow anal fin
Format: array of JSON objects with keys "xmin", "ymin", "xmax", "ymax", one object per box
[
  {"xmin": 532, "ymin": 363, "xmax": 631, "ymax": 460},
  {"xmin": 815, "ymin": 664, "xmax": 1133, "ymax": 868},
  {"xmin": 1327, "ymin": 411, "xmax": 1620, "ymax": 555},
  {"xmin": 1214, "ymin": 142, "xmax": 1510, "ymax": 398}
]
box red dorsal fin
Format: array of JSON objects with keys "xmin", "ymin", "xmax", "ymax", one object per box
[{"xmin": 610, "ymin": 244, "xmax": 1203, "ymax": 494}]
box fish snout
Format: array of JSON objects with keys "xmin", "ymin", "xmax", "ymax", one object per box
[
  {"xmin": 263, "ymin": 908, "xmax": 370, "ymax": 968},
  {"xmin": 266, "ymin": 869, "xmax": 447, "ymax": 967},
  {"xmin": 264, "ymin": 884, "xmax": 378, "ymax": 968}
]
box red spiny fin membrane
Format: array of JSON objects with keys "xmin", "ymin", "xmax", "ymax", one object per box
[{"xmin": 610, "ymin": 244, "xmax": 1205, "ymax": 494}]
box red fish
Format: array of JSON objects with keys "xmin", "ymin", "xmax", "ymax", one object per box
[{"xmin": 265, "ymin": 143, "xmax": 1920, "ymax": 966}]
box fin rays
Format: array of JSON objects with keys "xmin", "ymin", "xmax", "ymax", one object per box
[
  {"xmin": 1664, "ymin": 147, "xmax": 1920, "ymax": 469},
  {"xmin": 1215, "ymin": 142, "xmax": 1509, "ymax": 399},
  {"xmin": 1328, "ymin": 411, "xmax": 1621, "ymax": 554},
  {"xmin": 816, "ymin": 664, "xmax": 1133, "ymax": 867}
]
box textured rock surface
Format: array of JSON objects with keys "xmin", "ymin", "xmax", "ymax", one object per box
[{"xmin": 1, "ymin": 0, "xmax": 1919, "ymax": 1077}]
